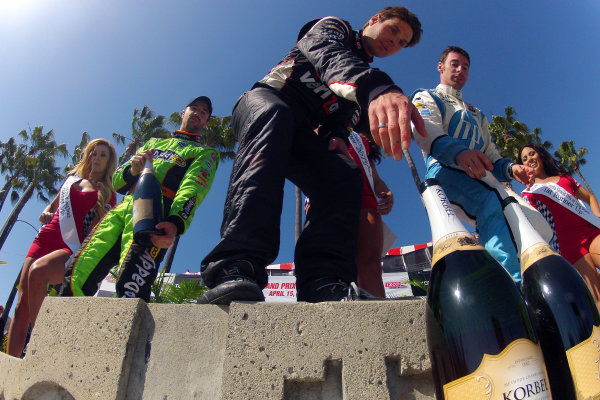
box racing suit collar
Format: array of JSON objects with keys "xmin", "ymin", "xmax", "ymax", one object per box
[
  {"xmin": 356, "ymin": 30, "xmax": 374, "ymax": 63},
  {"xmin": 172, "ymin": 130, "xmax": 202, "ymax": 142},
  {"xmin": 436, "ymin": 84, "xmax": 463, "ymax": 100}
]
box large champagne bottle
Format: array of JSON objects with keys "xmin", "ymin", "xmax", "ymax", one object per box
[
  {"xmin": 423, "ymin": 179, "xmax": 551, "ymax": 400},
  {"xmin": 482, "ymin": 172, "xmax": 600, "ymax": 399},
  {"xmin": 132, "ymin": 159, "xmax": 163, "ymax": 247}
]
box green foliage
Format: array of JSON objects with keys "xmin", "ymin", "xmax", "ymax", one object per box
[
  {"xmin": 489, "ymin": 106, "xmax": 552, "ymax": 162},
  {"xmin": 17, "ymin": 126, "xmax": 68, "ymax": 203},
  {"xmin": 113, "ymin": 105, "xmax": 171, "ymax": 164},
  {"xmin": 169, "ymin": 112, "xmax": 237, "ymax": 161},
  {"xmin": 407, "ymin": 279, "xmax": 429, "ymax": 293},
  {"xmin": 554, "ymin": 140, "xmax": 588, "ymax": 175},
  {"xmin": 1, "ymin": 334, "xmax": 6, "ymax": 354},
  {"xmin": 554, "ymin": 140, "xmax": 593, "ymax": 195},
  {"xmin": 0, "ymin": 128, "xmax": 67, "ymax": 214},
  {"xmin": 64, "ymin": 132, "xmax": 91, "ymax": 174},
  {"xmin": 199, "ymin": 116, "xmax": 237, "ymax": 161},
  {"xmin": 150, "ymin": 269, "xmax": 207, "ymax": 304},
  {"xmin": 161, "ymin": 280, "xmax": 207, "ymax": 304}
]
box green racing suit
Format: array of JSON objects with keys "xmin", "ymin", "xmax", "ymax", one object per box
[{"xmin": 62, "ymin": 131, "xmax": 220, "ymax": 301}]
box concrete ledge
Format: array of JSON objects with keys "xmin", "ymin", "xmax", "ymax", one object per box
[{"xmin": 0, "ymin": 297, "xmax": 434, "ymax": 400}]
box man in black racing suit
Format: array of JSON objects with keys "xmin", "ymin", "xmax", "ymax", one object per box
[{"xmin": 200, "ymin": 7, "xmax": 427, "ymax": 304}]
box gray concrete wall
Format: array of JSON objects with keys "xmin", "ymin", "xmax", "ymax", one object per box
[{"xmin": 0, "ymin": 297, "xmax": 434, "ymax": 400}]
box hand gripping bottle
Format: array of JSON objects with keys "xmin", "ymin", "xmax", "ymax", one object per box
[{"xmin": 132, "ymin": 159, "xmax": 163, "ymax": 247}]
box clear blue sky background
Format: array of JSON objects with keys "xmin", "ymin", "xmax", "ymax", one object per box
[{"xmin": 1, "ymin": 0, "xmax": 599, "ymax": 311}]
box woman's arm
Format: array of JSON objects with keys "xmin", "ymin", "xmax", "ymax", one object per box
[
  {"xmin": 39, "ymin": 192, "xmax": 60, "ymax": 224},
  {"xmin": 575, "ymin": 184, "xmax": 600, "ymax": 217},
  {"xmin": 371, "ymin": 161, "xmax": 393, "ymax": 215}
]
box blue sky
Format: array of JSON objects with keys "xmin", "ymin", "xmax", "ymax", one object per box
[{"xmin": 1, "ymin": 0, "xmax": 599, "ymax": 309}]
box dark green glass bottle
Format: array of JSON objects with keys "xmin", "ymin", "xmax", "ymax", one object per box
[
  {"xmin": 483, "ymin": 172, "xmax": 600, "ymax": 400},
  {"xmin": 423, "ymin": 179, "xmax": 550, "ymax": 400},
  {"xmin": 132, "ymin": 159, "xmax": 163, "ymax": 247}
]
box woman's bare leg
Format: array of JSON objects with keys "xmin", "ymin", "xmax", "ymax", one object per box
[
  {"xmin": 6, "ymin": 257, "xmax": 36, "ymax": 357},
  {"xmin": 356, "ymin": 208, "xmax": 385, "ymax": 297},
  {"xmin": 27, "ymin": 250, "xmax": 71, "ymax": 328}
]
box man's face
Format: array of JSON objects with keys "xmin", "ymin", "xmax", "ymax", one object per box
[
  {"xmin": 362, "ymin": 15, "xmax": 413, "ymax": 58},
  {"xmin": 438, "ymin": 52, "xmax": 470, "ymax": 90},
  {"xmin": 180, "ymin": 101, "xmax": 210, "ymax": 133}
]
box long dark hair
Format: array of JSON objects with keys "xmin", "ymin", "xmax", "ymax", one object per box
[{"xmin": 517, "ymin": 142, "xmax": 567, "ymax": 176}]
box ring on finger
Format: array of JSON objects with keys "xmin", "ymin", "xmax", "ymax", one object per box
[{"xmin": 378, "ymin": 122, "xmax": 387, "ymax": 129}]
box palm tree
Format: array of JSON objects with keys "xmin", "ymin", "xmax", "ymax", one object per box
[
  {"xmin": 63, "ymin": 132, "xmax": 90, "ymax": 174},
  {"xmin": 554, "ymin": 140, "xmax": 593, "ymax": 195},
  {"xmin": 113, "ymin": 105, "xmax": 171, "ymax": 164},
  {"xmin": 0, "ymin": 127, "xmax": 67, "ymax": 344},
  {"xmin": 0, "ymin": 126, "xmax": 67, "ymax": 251},
  {"xmin": 0, "ymin": 137, "xmax": 27, "ymax": 214},
  {"xmin": 489, "ymin": 106, "xmax": 552, "ymax": 162}
]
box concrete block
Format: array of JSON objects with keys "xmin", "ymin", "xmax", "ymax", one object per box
[
  {"xmin": 220, "ymin": 300, "xmax": 433, "ymax": 400},
  {"xmin": 1, "ymin": 297, "xmax": 145, "ymax": 400},
  {"xmin": 0, "ymin": 297, "xmax": 434, "ymax": 400},
  {"xmin": 126, "ymin": 303, "xmax": 229, "ymax": 400}
]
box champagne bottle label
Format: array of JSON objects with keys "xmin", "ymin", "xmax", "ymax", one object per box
[
  {"xmin": 132, "ymin": 198, "xmax": 155, "ymax": 227},
  {"xmin": 443, "ymin": 338, "xmax": 551, "ymax": 400},
  {"xmin": 520, "ymin": 243, "xmax": 559, "ymax": 273},
  {"xmin": 431, "ymin": 233, "xmax": 484, "ymax": 267},
  {"xmin": 565, "ymin": 325, "xmax": 600, "ymax": 399}
]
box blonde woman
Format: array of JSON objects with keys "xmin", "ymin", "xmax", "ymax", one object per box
[{"xmin": 7, "ymin": 138, "xmax": 117, "ymax": 357}]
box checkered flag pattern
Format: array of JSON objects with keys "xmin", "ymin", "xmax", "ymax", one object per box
[{"xmin": 533, "ymin": 199, "xmax": 560, "ymax": 254}]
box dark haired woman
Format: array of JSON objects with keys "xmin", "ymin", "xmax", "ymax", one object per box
[{"xmin": 519, "ymin": 143, "xmax": 600, "ymax": 308}]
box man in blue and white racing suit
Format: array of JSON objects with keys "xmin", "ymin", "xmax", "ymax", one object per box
[{"xmin": 411, "ymin": 46, "xmax": 534, "ymax": 282}]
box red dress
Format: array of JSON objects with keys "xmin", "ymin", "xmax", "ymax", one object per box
[
  {"xmin": 348, "ymin": 136, "xmax": 378, "ymax": 209},
  {"xmin": 26, "ymin": 186, "xmax": 116, "ymax": 259},
  {"xmin": 522, "ymin": 174, "xmax": 600, "ymax": 264}
]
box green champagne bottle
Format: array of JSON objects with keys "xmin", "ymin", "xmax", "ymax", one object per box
[
  {"xmin": 132, "ymin": 159, "xmax": 163, "ymax": 247},
  {"xmin": 423, "ymin": 178, "xmax": 550, "ymax": 400},
  {"xmin": 482, "ymin": 172, "xmax": 600, "ymax": 400}
]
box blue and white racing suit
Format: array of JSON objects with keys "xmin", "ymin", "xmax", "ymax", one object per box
[{"xmin": 411, "ymin": 84, "xmax": 521, "ymax": 281}]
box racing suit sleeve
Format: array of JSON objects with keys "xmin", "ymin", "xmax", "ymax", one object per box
[
  {"xmin": 411, "ymin": 90, "xmax": 470, "ymax": 167},
  {"xmin": 112, "ymin": 139, "xmax": 155, "ymax": 194},
  {"xmin": 412, "ymin": 90, "xmax": 513, "ymax": 181},
  {"xmin": 166, "ymin": 148, "xmax": 220, "ymax": 235},
  {"xmin": 317, "ymin": 97, "xmax": 361, "ymax": 144},
  {"xmin": 297, "ymin": 17, "xmax": 400, "ymax": 109}
]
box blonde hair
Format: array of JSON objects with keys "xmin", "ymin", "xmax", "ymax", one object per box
[{"xmin": 68, "ymin": 138, "xmax": 117, "ymax": 218}]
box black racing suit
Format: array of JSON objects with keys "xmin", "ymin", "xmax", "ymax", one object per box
[{"xmin": 201, "ymin": 17, "xmax": 402, "ymax": 299}]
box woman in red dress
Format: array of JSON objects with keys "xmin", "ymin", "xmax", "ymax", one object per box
[
  {"xmin": 348, "ymin": 133, "xmax": 393, "ymax": 297},
  {"xmin": 7, "ymin": 138, "xmax": 117, "ymax": 357},
  {"xmin": 518, "ymin": 143, "xmax": 600, "ymax": 309}
]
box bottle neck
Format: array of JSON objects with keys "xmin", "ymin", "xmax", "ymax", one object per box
[
  {"xmin": 421, "ymin": 179, "xmax": 472, "ymax": 245},
  {"xmin": 480, "ymin": 172, "xmax": 547, "ymax": 254},
  {"xmin": 142, "ymin": 159, "xmax": 154, "ymax": 173}
]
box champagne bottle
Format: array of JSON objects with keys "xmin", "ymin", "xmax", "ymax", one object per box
[
  {"xmin": 482, "ymin": 172, "xmax": 600, "ymax": 400},
  {"xmin": 422, "ymin": 179, "xmax": 551, "ymax": 400},
  {"xmin": 132, "ymin": 159, "xmax": 163, "ymax": 247}
]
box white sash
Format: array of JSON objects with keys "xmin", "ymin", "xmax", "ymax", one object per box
[
  {"xmin": 58, "ymin": 175, "xmax": 82, "ymax": 253},
  {"xmin": 523, "ymin": 181, "xmax": 600, "ymax": 230},
  {"xmin": 348, "ymin": 131, "xmax": 398, "ymax": 255},
  {"xmin": 348, "ymin": 131, "xmax": 375, "ymax": 196}
]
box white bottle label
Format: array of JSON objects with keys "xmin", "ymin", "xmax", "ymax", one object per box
[{"xmin": 444, "ymin": 338, "xmax": 551, "ymax": 400}]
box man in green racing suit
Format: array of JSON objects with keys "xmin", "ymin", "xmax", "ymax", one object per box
[{"xmin": 61, "ymin": 96, "xmax": 220, "ymax": 301}]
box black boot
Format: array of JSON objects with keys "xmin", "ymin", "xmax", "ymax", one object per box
[{"xmin": 199, "ymin": 261, "xmax": 265, "ymax": 305}]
